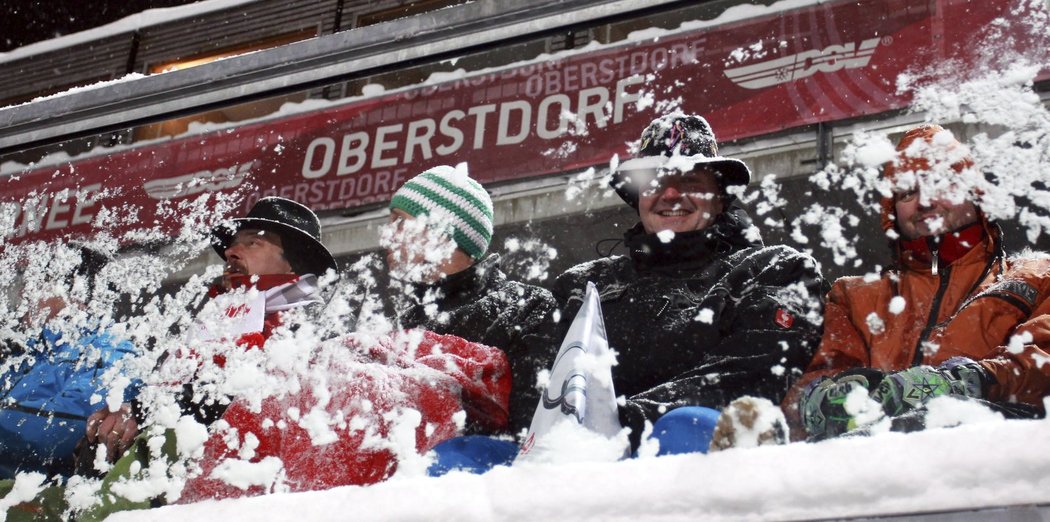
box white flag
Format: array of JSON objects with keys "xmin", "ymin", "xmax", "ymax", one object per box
[{"xmin": 517, "ymin": 282, "xmax": 626, "ymax": 462}]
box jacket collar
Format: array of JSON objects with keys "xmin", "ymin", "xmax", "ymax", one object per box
[
  {"xmin": 408, "ymin": 254, "xmax": 501, "ymax": 303},
  {"xmin": 625, "ymin": 203, "xmax": 762, "ymax": 271},
  {"xmin": 899, "ymin": 221, "xmax": 986, "ymax": 271},
  {"xmin": 898, "ymin": 219, "xmax": 995, "ymax": 275}
]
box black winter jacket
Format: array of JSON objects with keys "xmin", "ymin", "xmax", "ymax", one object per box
[
  {"xmin": 552, "ymin": 206, "xmax": 825, "ymax": 449},
  {"xmin": 392, "ymin": 255, "xmax": 559, "ymax": 435}
]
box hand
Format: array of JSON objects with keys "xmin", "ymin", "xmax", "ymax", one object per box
[
  {"xmin": 85, "ymin": 403, "xmax": 139, "ymax": 462},
  {"xmin": 800, "ymin": 368, "xmax": 885, "ymax": 440},
  {"xmin": 872, "ymin": 358, "xmax": 989, "ymax": 417}
]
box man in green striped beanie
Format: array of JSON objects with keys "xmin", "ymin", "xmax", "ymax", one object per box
[
  {"xmin": 379, "ymin": 163, "xmax": 559, "ymax": 476},
  {"xmin": 383, "ymin": 164, "xmax": 493, "ymax": 283}
]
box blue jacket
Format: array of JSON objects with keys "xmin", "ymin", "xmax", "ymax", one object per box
[{"xmin": 0, "ymin": 326, "xmax": 138, "ymax": 478}]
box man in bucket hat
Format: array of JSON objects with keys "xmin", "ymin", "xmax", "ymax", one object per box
[
  {"xmin": 0, "ymin": 197, "xmax": 340, "ymax": 519},
  {"xmin": 789, "ymin": 124, "xmax": 1050, "ymax": 441},
  {"xmin": 551, "ymin": 113, "xmax": 825, "ymax": 454},
  {"xmin": 84, "ymin": 196, "xmax": 336, "ymax": 463},
  {"xmin": 212, "ymin": 195, "xmax": 338, "ymax": 284}
]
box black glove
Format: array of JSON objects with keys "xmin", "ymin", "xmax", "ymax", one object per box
[
  {"xmin": 872, "ymin": 357, "xmax": 991, "ymax": 417},
  {"xmin": 799, "ymin": 368, "xmax": 885, "ymax": 440}
]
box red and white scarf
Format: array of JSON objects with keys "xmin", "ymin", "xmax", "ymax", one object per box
[{"xmin": 192, "ymin": 274, "xmax": 322, "ymax": 342}]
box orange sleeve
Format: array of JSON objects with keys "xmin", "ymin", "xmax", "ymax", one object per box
[
  {"xmin": 982, "ymin": 289, "xmax": 1050, "ymax": 409},
  {"xmin": 783, "ymin": 281, "xmax": 873, "ymax": 438}
]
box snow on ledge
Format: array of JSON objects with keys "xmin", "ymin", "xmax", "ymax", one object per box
[{"xmin": 107, "ymin": 418, "xmax": 1050, "ymax": 521}]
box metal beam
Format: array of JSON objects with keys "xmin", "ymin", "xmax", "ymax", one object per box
[{"xmin": 0, "ymin": 0, "xmax": 688, "ymax": 155}]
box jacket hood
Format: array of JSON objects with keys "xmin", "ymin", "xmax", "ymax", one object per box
[{"xmin": 879, "ymin": 124, "xmax": 993, "ymax": 264}]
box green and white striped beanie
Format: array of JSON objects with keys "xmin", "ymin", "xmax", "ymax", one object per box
[{"xmin": 389, "ymin": 165, "xmax": 494, "ymax": 259}]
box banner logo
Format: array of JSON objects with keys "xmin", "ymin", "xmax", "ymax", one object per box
[
  {"xmin": 724, "ymin": 38, "xmax": 881, "ymax": 89},
  {"xmin": 143, "ymin": 162, "xmax": 254, "ymax": 200}
]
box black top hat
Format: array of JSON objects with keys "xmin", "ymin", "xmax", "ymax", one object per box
[
  {"xmin": 211, "ymin": 197, "xmax": 337, "ymax": 276},
  {"xmin": 611, "ymin": 114, "xmax": 752, "ymax": 208}
]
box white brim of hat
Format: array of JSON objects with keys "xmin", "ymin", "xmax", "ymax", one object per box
[{"xmin": 617, "ymin": 154, "xmax": 751, "ymax": 187}]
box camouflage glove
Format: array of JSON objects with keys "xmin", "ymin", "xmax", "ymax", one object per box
[
  {"xmin": 800, "ymin": 368, "xmax": 885, "ymax": 440},
  {"xmin": 871, "ymin": 357, "xmax": 991, "ymax": 417}
]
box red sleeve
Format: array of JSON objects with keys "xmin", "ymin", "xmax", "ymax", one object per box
[{"xmin": 411, "ymin": 330, "xmax": 511, "ymax": 434}]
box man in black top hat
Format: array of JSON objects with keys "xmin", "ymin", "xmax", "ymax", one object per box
[
  {"xmin": 211, "ymin": 196, "xmax": 337, "ymax": 282},
  {"xmin": 85, "ymin": 197, "xmax": 336, "ymax": 460},
  {"xmin": 552, "ymin": 114, "xmax": 826, "ymax": 454}
]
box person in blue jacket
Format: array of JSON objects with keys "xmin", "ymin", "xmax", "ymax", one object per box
[{"xmin": 0, "ymin": 244, "xmax": 138, "ymax": 479}]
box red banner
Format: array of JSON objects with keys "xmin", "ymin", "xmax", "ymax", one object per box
[{"xmin": 1, "ymin": 0, "xmax": 1044, "ymax": 244}]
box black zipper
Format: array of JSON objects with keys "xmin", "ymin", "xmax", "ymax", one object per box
[
  {"xmin": 954, "ymin": 291, "xmax": 1032, "ymax": 319},
  {"xmin": 1, "ymin": 403, "xmax": 88, "ymax": 422},
  {"xmin": 910, "ymin": 243, "xmax": 1002, "ymax": 366},
  {"xmin": 911, "ymin": 264, "xmax": 953, "ymax": 366}
]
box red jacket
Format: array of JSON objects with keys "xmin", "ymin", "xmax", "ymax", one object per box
[{"xmin": 178, "ymin": 330, "xmax": 509, "ymax": 502}]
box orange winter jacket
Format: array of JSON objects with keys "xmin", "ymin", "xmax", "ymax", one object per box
[
  {"xmin": 785, "ymin": 124, "xmax": 1050, "ymax": 437},
  {"xmin": 785, "ymin": 225, "xmax": 1050, "ymax": 434}
]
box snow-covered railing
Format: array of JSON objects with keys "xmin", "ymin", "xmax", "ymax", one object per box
[{"xmin": 0, "ymin": 0, "xmax": 682, "ymax": 155}]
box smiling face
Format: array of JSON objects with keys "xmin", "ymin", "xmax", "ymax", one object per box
[
  {"xmin": 894, "ymin": 188, "xmax": 978, "ymax": 240},
  {"xmin": 638, "ymin": 167, "xmax": 725, "ymax": 235},
  {"xmin": 222, "ymin": 229, "xmax": 293, "ymax": 286}
]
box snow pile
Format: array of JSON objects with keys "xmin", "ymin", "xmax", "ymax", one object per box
[{"xmin": 105, "ymin": 416, "xmax": 1050, "ymax": 521}]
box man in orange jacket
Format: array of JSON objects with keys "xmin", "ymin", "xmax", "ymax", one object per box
[{"xmin": 788, "ymin": 124, "xmax": 1050, "ymax": 440}]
